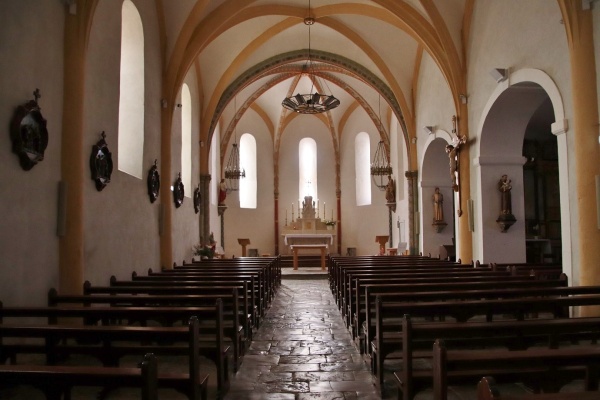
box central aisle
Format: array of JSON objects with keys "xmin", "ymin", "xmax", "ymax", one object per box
[{"xmin": 224, "ymin": 278, "xmax": 383, "ymax": 399}]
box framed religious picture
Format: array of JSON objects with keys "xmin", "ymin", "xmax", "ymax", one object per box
[
  {"xmin": 193, "ymin": 184, "xmax": 201, "ymax": 214},
  {"xmin": 173, "ymin": 173, "xmax": 184, "ymax": 208},
  {"xmin": 147, "ymin": 159, "xmax": 160, "ymax": 203},
  {"xmin": 9, "ymin": 89, "xmax": 48, "ymax": 171},
  {"xmin": 89, "ymin": 131, "xmax": 113, "ymax": 191}
]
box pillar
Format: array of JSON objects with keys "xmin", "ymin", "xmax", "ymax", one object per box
[
  {"xmin": 561, "ymin": 2, "xmax": 600, "ymax": 300},
  {"xmin": 405, "ymin": 170, "xmax": 418, "ymax": 255},
  {"xmin": 457, "ymin": 111, "xmax": 473, "ymax": 264},
  {"xmin": 59, "ymin": 3, "xmax": 95, "ymax": 295},
  {"xmin": 200, "ymin": 174, "xmax": 211, "ymax": 246}
]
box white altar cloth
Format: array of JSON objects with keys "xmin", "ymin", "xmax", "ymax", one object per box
[{"xmin": 283, "ymin": 233, "xmax": 334, "ymax": 246}]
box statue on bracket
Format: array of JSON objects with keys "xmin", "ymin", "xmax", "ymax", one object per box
[
  {"xmin": 432, "ymin": 187, "xmax": 447, "ymax": 233},
  {"xmin": 10, "ymin": 88, "xmax": 48, "ymax": 171},
  {"xmin": 496, "ymin": 174, "xmax": 516, "ymax": 232},
  {"xmin": 173, "ymin": 173, "xmax": 184, "ymax": 208},
  {"xmin": 193, "ymin": 183, "xmax": 201, "ymax": 214},
  {"xmin": 385, "ymin": 175, "xmax": 396, "ymax": 212},
  {"xmin": 445, "ymin": 115, "xmax": 467, "ymax": 216},
  {"xmin": 90, "ymin": 131, "xmax": 113, "ymax": 191},
  {"xmin": 147, "ymin": 159, "xmax": 160, "ymax": 203}
]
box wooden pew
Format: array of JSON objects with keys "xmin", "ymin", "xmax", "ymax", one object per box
[
  {"xmin": 0, "ymin": 353, "xmax": 158, "ymax": 400},
  {"xmin": 477, "ymin": 376, "xmax": 600, "ymax": 400},
  {"xmin": 0, "ymin": 317, "xmax": 209, "ymax": 400},
  {"xmin": 75, "ymin": 283, "xmax": 245, "ymax": 373},
  {"xmin": 109, "ymin": 276, "xmax": 257, "ymax": 335},
  {"xmin": 396, "ymin": 315, "xmax": 600, "ymax": 400},
  {"xmin": 0, "ymin": 301, "xmax": 229, "ymax": 394},
  {"xmin": 351, "ymin": 273, "xmax": 564, "ymax": 338},
  {"xmin": 372, "ymin": 291, "xmax": 600, "ymax": 385},
  {"xmin": 358, "ymin": 276, "xmax": 567, "ymax": 351},
  {"xmin": 149, "ymin": 269, "xmax": 268, "ymax": 316},
  {"xmin": 433, "ymin": 340, "xmax": 600, "ymax": 400}
]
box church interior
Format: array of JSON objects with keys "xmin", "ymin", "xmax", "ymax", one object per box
[{"xmin": 1, "ymin": 1, "xmax": 600, "ymax": 399}]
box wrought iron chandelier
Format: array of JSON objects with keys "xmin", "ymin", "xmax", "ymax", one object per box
[
  {"xmin": 371, "ymin": 140, "xmax": 392, "ymax": 190},
  {"xmin": 224, "ymin": 98, "xmax": 245, "ymax": 192},
  {"xmin": 281, "ymin": 0, "xmax": 340, "ymax": 114}
]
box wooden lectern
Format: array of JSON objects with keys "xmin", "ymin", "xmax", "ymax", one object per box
[
  {"xmin": 237, "ymin": 238, "xmax": 250, "ymax": 257},
  {"xmin": 375, "ymin": 235, "xmax": 389, "ymax": 255}
]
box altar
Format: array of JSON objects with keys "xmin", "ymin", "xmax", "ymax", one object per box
[
  {"xmin": 284, "ymin": 234, "xmax": 334, "ymax": 246},
  {"xmin": 281, "ymin": 195, "xmax": 336, "ymax": 257}
]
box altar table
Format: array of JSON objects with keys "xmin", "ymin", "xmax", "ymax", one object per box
[
  {"xmin": 290, "ymin": 244, "xmax": 328, "ymax": 271},
  {"xmin": 284, "ymin": 234, "xmax": 334, "ymax": 246}
]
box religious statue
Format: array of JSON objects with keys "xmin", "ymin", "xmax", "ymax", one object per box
[
  {"xmin": 432, "ymin": 187, "xmax": 444, "ymax": 222},
  {"xmin": 385, "ymin": 175, "xmax": 397, "ymax": 212},
  {"xmin": 498, "ymin": 174, "xmax": 512, "ymax": 214},
  {"xmin": 445, "ymin": 135, "xmax": 466, "ymax": 192},
  {"xmin": 218, "ymin": 178, "xmax": 227, "ymax": 205},
  {"xmin": 496, "ymin": 174, "xmax": 516, "ymax": 232}
]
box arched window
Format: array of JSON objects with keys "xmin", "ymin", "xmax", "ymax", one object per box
[
  {"xmin": 239, "ymin": 133, "xmax": 257, "ymax": 208},
  {"xmin": 355, "ymin": 132, "xmax": 371, "ymax": 206},
  {"xmin": 117, "ymin": 0, "xmax": 144, "ymax": 178},
  {"xmin": 299, "ymin": 138, "xmax": 318, "ymax": 201},
  {"xmin": 181, "ymin": 84, "xmax": 192, "ymax": 197}
]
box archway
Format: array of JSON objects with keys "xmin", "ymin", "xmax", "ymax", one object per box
[
  {"xmin": 476, "ymin": 69, "xmax": 570, "ymax": 278},
  {"xmin": 420, "ymin": 132, "xmax": 455, "ymax": 259}
]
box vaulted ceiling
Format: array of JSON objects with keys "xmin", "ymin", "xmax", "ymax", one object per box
[{"xmin": 158, "ymin": 0, "xmax": 469, "ymax": 168}]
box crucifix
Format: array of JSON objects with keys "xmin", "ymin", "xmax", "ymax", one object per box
[{"xmin": 445, "ymin": 115, "xmax": 467, "ymax": 216}]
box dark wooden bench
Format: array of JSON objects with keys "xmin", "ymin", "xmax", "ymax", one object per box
[
  {"xmin": 0, "ymin": 352, "xmax": 158, "ymax": 400},
  {"xmin": 358, "ymin": 275, "xmax": 567, "ymax": 351},
  {"xmin": 433, "ymin": 340, "xmax": 600, "ymax": 400},
  {"xmin": 373, "ymin": 291, "xmax": 600, "ymax": 385},
  {"xmin": 0, "ymin": 300, "xmax": 229, "ymax": 395},
  {"xmin": 353, "ymin": 274, "xmax": 566, "ymax": 341},
  {"xmin": 396, "ymin": 314, "xmax": 600, "ymax": 400},
  {"xmin": 476, "ymin": 376, "xmax": 600, "ymax": 400},
  {"xmin": 81, "ymin": 282, "xmax": 246, "ymax": 369},
  {"xmin": 477, "ymin": 376, "xmax": 600, "ymax": 400},
  {"xmin": 146, "ymin": 269, "xmax": 273, "ymax": 316},
  {"xmin": 0, "ymin": 317, "xmax": 210, "ymax": 400}
]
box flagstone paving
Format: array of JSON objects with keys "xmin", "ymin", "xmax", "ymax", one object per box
[{"xmin": 224, "ymin": 279, "xmax": 390, "ymax": 400}]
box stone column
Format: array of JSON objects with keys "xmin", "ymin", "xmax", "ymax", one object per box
[
  {"xmin": 561, "ymin": 2, "xmax": 600, "ymax": 302},
  {"xmin": 405, "ymin": 171, "xmax": 418, "ymax": 255}
]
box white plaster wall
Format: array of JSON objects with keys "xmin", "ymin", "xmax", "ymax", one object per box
[
  {"xmin": 340, "ymin": 109, "xmax": 389, "ymax": 256},
  {"xmin": 0, "ymin": 1, "xmax": 64, "ymax": 306},
  {"xmin": 420, "ymin": 137, "xmax": 454, "ymax": 258},
  {"xmin": 222, "ymin": 111, "xmax": 275, "ymax": 258},
  {"xmin": 414, "ymin": 52, "xmax": 457, "ymax": 256},
  {"xmin": 83, "ymin": 1, "xmax": 168, "ymax": 285},
  {"xmin": 467, "ymin": 0, "xmax": 575, "ymax": 266}
]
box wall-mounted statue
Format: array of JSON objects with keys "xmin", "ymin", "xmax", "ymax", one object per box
[
  {"xmin": 445, "ymin": 135, "xmax": 466, "ymax": 192},
  {"xmin": 496, "ymin": 174, "xmax": 516, "ymax": 232},
  {"xmin": 385, "ymin": 175, "xmax": 396, "ymax": 212},
  {"xmin": 432, "ymin": 187, "xmax": 447, "ymax": 233}
]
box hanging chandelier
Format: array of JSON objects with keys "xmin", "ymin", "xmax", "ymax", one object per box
[
  {"xmin": 225, "ymin": 140, "xmax": 245, "ymax": 192},
  {"xmin": 281, "ymin": 1, "xmax": 340, "ymax": 114},
  {"xmin": 371, "ymin": 140, "xmax": 393, "ymax": 191},
  {"xmin": 224, "ymin": 98, "xmax": 245, "ymax": 192}
]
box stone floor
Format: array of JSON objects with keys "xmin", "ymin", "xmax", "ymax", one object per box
[{"xmin": 0, "ymin": 272, "xmax": 584, "ymax": 399}]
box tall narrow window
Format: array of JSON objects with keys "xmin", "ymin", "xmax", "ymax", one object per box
[
  {"xmin": 118, "ymin": 0, "xmax": 144, "ymax": 178},
  {"xmin": 355, "ymin": 132, "xmax": 371, "ymax": 205},
  {"xmin": 181, "ymin": 84, "xmax": 192, "ymax": 197},
  {"xmin": 299, "ymin": 138, "xmax": 318, "ymax": 201},
  {"xmin": 239, "ymin": 133, "xmax": 257, "ymax": 208}
]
